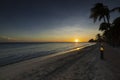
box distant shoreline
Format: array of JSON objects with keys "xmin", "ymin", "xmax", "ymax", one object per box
[{"xmin": 0, "ymin": 42, "xmax": 89, "ymax": 44}]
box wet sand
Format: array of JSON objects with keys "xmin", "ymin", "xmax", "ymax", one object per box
[{"xmin": 0, "ymin": 44, "xmax": 119, "ymax": 80}]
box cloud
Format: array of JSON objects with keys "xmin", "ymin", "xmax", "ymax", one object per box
[{"xmin": 0, "ymin": 36, "xmax": 17, "ymax": 42}]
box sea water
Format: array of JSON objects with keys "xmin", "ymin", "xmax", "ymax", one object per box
[{"xmin": 0, "ymin": 42, "xmax": 95, "ymax": 66}]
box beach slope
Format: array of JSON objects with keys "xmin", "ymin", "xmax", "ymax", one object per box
[{"xmin": 0, "ymin": 44, "xmax": 119, "ymax": 80}]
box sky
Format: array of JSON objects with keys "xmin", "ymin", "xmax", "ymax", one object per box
[{"xmin": 0, "ymin": 0, "xmax": 120, "ymax": 42}]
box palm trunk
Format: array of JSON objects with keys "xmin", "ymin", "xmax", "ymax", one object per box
[
  {"xmin": 106, "ymin": 16, "xmax": 110, "ymax": 24},
  {"xmin": 105, "ymin": 15, "xmax": 110, "ymax": 30},
  {"xmin": 103, "ymin": 16, "xmax": 106, "ymax": 23}
]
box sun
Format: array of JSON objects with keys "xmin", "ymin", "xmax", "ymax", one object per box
[{"xmin": 75, "ymin": 39, "xmax": 79, "ymax": 42}]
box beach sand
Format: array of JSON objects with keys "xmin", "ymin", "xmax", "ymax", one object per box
[{"xmin": 0, "ymin": 44, "xmax": 120, "ymax": 80}]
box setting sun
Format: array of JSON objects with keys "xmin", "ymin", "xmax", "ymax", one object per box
[{"xmin": 75, "ymin": 39, "xmax": 79, "ymax": 42}]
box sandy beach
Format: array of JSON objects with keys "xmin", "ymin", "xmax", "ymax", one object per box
[{"xmin": 0, "ymin": 44, "xmax": 120, "ymax": 80}]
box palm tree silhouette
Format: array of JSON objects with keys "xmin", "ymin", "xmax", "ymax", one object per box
[
  {"xmin": 90, "ymin": 3, "xmax": 111, "ymax": 33},
  {"xmin": 90, "ymin": 3, "xmax": 120, "ymax": 46},
  {"xmin": 111, "ymin": 7, "xmax": 120, "ymax": 13},
  {"xmin": 112, "ymin": 17, "xmax": 120, "ymax": 45},
  {"xmin": 99, "ymin": 22, "xmax": 110, "ymax": 31},
  {"xmin": 90, "ymin": 3, "xmax": 110, "ymax": 23},
  {"xmin": 96, "ymin": 33, "xmax": 102, "ymax": 42}
]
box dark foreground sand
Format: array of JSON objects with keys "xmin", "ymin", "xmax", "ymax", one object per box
[{"xmin": 0, "ymin": 44, "xmax": 120, "ymax": 80}]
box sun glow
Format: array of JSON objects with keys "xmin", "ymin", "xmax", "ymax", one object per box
[{"xmin": 75, "ymin": 39, "xmax": 79, "ymax": 42}]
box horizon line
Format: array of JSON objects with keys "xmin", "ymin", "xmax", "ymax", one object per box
[{"xmin": 0, "ymin": 41, "xmax": 88, "ymax": 43}]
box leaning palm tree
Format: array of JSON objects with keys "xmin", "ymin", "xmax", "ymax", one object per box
[{"xmin": 90, "ymin": 3, "xmax": 110, "ymax": 23}]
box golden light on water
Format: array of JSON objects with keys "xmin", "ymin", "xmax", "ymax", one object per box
[{"xmin": 76, "ymin": 48, "xmax": 80, "ymax": 50}]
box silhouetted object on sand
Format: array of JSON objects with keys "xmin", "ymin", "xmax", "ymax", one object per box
[{"xmin": 100, "ymin": 44, "xmax": 104, "ymax": 60}]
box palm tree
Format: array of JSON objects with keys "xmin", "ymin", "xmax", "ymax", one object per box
[
  {"xmin": 112, "ymin": 17, "xmax": 120, "ymax": 46},
  {"xmin": 99, "ymin": 22, "xmax": 110, "ymax": 31},
  {"xmin": 96, "ymin": 33, "xmax": 102, "ymax": 42},
  {"xmin": 90, "ymin": 3, "xmax": 110, "ymax": 23},
  {"xmin": 113, "ymin": 17, "xmax": 120, "ymax": 26},
  {"xmin": 101, "ymin": 17, "xmax": 120, "ymax": 46},
  {"xmin": 90, "ymin": 3, "xmax": 120, "ymax": 46},
  {"xmin": 111, "ymin": 7, "xmax": 120, "ymax": 13},
  {"xmin": 90, "ymin": 3, "xmax": 111, "ymax": 43}
]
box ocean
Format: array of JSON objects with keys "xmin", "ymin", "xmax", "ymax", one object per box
[{"xmin": 0, "ymin": 42, "xmax": 95, "ymax": 66}]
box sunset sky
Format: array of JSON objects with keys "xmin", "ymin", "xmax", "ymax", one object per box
[{"xmin": 0, "ymin": 0, "xmax": 120, "ymax": 42}]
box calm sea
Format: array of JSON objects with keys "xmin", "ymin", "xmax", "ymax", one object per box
[{"xmin": 0, "ymin": 42, "xmax": 95, "ymax": 66}]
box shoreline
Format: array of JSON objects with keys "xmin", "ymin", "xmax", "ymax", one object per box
[
  {"xmin": 0, "ymin": 44, "xmax": 95, "ymax": 80},
  {"xmin": 0, "ymin": 43, "xmax": 94, "ymax": 67}
]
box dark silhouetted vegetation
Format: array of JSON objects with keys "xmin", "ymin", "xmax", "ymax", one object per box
[
  {"xmin": 88, "ymin": 39, "xmax": 96, "ymax": 42},
  {"xmin": 90, "ymin": 3, "xmax": 120, "ymax": 47}
]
